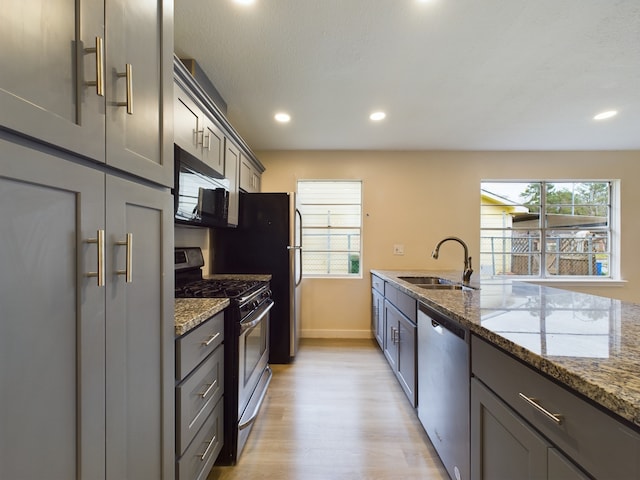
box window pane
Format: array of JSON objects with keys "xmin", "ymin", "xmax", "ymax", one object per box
[
  {"xmin": 481, "ymin": 180, "xmax": 613, "ymax": 279},
  {"xmin": 298, "ymin": 180, "xmax": 362, "ymax": 277},
  {"xmin": 302, "ymin": 251, "xmax": 360, "ymax": 275}
]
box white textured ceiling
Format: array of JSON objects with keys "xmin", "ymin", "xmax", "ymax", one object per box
[{"xmin": 174, "ymin": 0, "xmax": 640, "ymax": 151}]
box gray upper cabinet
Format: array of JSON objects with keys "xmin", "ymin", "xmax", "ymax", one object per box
[
  {"xmin": 0, "ymin": 0, "xmax": 105, "ymax": 160},
  {"xmin": 225, "ymin": 139, "xmax": 241, "ymax": 227},
  {"xmin": 239, "ymin": 153, "xmax": 262, "ymax": 193},
  {"xmin": 104, "ymin": 0, "xmax": 173, "ymax": 187},
  {"xmin": 174, "ymin": 84, "xmax": 225, "ymax": 177},
  {"xmin": 0, "ymin": 0, "xmax": 173, "ymax": 188}
]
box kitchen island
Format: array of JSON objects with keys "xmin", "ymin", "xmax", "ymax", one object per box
[{"xmin": 372, "ymin": 269, "xmax": 640, "ymax": 480}]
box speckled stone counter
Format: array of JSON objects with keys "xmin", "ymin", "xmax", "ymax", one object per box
[
  {"xmin": 371, "ymin": 269, "xmax": 640, "ymax": 429},
  {"xmin": 202, "ymin": 273, "xmax": 272, "ymax": 282},
  {"xmin": 174, "ymin": 298, "xmax": 229, "ymax": 336},
  {"xmin": 174, "ymin": 274, "xmax": 271, "ymax": 336}
]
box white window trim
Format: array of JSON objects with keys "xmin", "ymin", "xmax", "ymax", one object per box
[
  {"xmin": 297, "ymin": 179, "xmax": 363, "ymax": 279},
  {"xmin": 481, "ymin": 180, "xmax": 621, "ymax": 283}
]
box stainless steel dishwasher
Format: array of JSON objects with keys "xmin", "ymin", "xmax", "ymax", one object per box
[{"xmin": 418, "ymin": 302, "xmax": 470, "ymax": 480}]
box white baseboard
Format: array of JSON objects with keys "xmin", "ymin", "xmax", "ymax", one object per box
[{"xmin": 301, "ymin": 329, "xmax": 373, "ymax": 339}]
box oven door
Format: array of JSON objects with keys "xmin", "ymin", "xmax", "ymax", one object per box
[
  {"xmin": 237, "ymin": 298, "xmax": 274, "ymax": 456},
  {"xmin": 238, "ymin": 298, "xmax": 274, "ymax": 417}
]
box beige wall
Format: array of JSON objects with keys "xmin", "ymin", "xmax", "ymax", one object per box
[{"xmin": 255, "ymin": 149, "xmax": 640, "ymax": 339}]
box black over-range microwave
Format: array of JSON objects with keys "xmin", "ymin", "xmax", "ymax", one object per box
[{"xmin": 173, "ymin": 145, "xmax": 230, "ymax": 228}]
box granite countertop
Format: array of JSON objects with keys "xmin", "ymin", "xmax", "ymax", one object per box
[
  {"xmin": 174, "ymin": 274, "xmax": 272, "ymax": 336},
  {"xmin": 372, "ymin": 269, "xmax": 640, "ymax": 429},
  {"xmin": 175, "ymin": 298, "xmax": 229, "ymax": 336}
]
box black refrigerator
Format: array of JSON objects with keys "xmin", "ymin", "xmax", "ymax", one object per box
[{"xmin": 212, "ymin": 192, "xmax": 302, "ymax": 364}]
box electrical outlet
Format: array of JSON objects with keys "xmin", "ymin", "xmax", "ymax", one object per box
[{"xmin": 393, "ymin": 244, "xmax": 405, "ymax": 255}]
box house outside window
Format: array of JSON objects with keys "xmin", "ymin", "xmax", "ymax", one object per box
[
  {"xmin": 297, "ymin": 180, "xmax": 362, "ymax": 277},
  {"xmin": 480, "ymin": 181, "xmax": 616, "ymax": 280}
]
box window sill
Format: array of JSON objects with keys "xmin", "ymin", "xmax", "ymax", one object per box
[{"xmin": 521, "ymin": 278, "xmax": 626, "ymax": 288}]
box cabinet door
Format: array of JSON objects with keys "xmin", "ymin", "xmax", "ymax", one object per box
[
  {"xmin": 203, "ymin": 120, "xmax": 225, "ymax": 177},
  {"xmin": 471, "ymin": 378, "xmax": 548, "ymax": 480},
  {"xmin": 372, "ymin": 289, "xmax": 384, "ymax": 348},
  {"xmin": 225, "ymin": 139, "xmax": 240, "ymax": 226},
  {"xmin": 174, "ymin": 90, "xmax": 201, "ymax": 160},
  {"xmin": 548, "ymin": 449, "xmax": 590, "ymax": 480},
  {"xmin": 105, "ymin": 0, "xmax": 173, "ymax": 187},
  {"xmin": 0, "ymin": 0, "xmax": 105, "ymax": 161},
  {"xmin": 383, "ymin": 301, "xmax": 399, "ymax": 371},
  {"xmin": 0, "ymin": 138, "xmax": 106, "ymax": 479},
  {"xmin": 396, "ymin": 314, "xmax": 417, "ymax": 406},
  {"xmin": 105, "ymin": 176, "xmax": 174, "ymax": 480}
]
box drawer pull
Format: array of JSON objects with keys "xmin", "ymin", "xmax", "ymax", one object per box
[
  {"xmin": 519, "ymin": 392, "xmax": 564, "ymax": 425},
  {"xmin": 202, "ymin": 332, "xmax": 221, "ymax": 347},
  {"xmin": 199, "ymin": 380, "xmax": 217, "ymax": 399},
  {"xmin": 200, "ymin": 435, "xmax": 217, "ymax": 461}
]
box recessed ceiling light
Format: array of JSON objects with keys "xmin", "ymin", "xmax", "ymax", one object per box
[
  {"xmin": 593, "ymin": 110, "xmax": 618, "ymax": 120},
  {"xmin": 274, "ymin": 112, "xmax": 291, "ymax": 123},
  {"xmin": 233, "ymin": 0, "xmax": 255, "ymax": 5},
  {"xmin": 370, "ymin": 111, "xmax": 386, "ymax": 121}
]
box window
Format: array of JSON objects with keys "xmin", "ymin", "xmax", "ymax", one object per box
[
  {"xmin": 480, "ymin": 181, "xmax": 616, "ymax": 279},
  {"xmin": 297, "ymin": 180, "xmax": 362, "ymax": 277}
]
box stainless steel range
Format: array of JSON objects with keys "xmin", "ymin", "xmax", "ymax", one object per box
[{"xmin": 175, "ymin": 247, "xmax": 273, "ymax": 465}]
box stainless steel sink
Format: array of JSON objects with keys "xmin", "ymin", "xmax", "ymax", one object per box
[
  {"xmin": 399, "ymin": 276, "xmax": 477, "ymax": 291},
  {"xmin": 399, "ymin": 276, "xmax": 451, "ymax": 285}
]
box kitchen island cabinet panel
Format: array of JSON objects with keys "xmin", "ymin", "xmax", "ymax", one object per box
[
  {"xmin": 0, "ymin": 139, "xmax": 106, "ymax": 480},
  {"xmin": 472, "ymin": 335, "xmax": 640, "ymax": 480},
  {"xmin": 471, "ymin": 378, "xmax": 550, "ymax": 480}
]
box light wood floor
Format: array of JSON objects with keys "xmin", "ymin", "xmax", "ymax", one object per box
[{"xmin": 207, "ymin": 338, "xmax": 449, "ymax": 480}]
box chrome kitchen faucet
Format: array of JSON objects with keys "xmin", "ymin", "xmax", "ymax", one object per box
[{"xmin": 431, "ymin": 236, "xmax": 473, "ymax": 285}]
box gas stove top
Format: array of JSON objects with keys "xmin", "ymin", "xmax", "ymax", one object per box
[{"xmin": 175, "ymin": 278, "xmax": 264, "ymax": 299}]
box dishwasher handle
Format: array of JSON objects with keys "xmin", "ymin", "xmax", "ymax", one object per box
[{"xmin": 420, "ymin": 303, "xmax": 467, "ymax": 341}]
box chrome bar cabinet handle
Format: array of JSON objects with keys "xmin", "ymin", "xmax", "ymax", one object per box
[
  {"xmin": 518, "ymin": 392, "xmax": 563, "ymax": 425},
  {"xmin": 199, "ymin": 380, "xmax": 217, "ymax": 399},
  {"xmin": 116, "ymin": 63, "xmax": 133, "ymax": 114},
  {"xmin": 115, "ymin": 233, "xmax": 133, "ymax": 283},
  {"xmin": 84, "ymin": 36, "xmax": 104, "ymax": 96},
  {"xmin": 86, "ymin": 229, "xmax": 105, "ymax": 286},
  {"xmin": 199, "ymin": 435, "xmax": 217, "ymax": 461},
  {"xmin": 202, "ymin": 332, "xmax": 221, "ymax": 347}
]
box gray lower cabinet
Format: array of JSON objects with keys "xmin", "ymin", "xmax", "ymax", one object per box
[
  {"xmin": 0, "ymin": 137, "xmax": 174, "ymax": 480},
  {"xmin": 471, "ymin": 378, "xmax": 589, "ymax": 480},
  {"xmin": 382, "ymin": 282, "xmax": 417, "ymax": 407},
  {"xmin": 176, "ymin": 312, "xmax": 225, "ymax": 480},
  {"xmin": 471, "ymin": 335, "xmax": 640, "ymax": 480},
  {"xmin": 0, "ymin": 0, "xmax": 174, "ymax": 188},
  {"xmin": 371, "ymin": 274, "xmax": 384, "ymax": 348}
]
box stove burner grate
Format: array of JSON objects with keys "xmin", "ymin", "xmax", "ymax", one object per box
[{"xmin": 175, "ymin": 279, "xmax": 263, "ymax": 299}]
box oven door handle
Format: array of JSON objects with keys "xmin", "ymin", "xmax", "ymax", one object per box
[
  {"xmin": 239, "ymin": 366, "xmax": 273, "ymax": 431},
  {"xmin": 239, "ymin": 299, "xmax": 274, "ymax": 334}
]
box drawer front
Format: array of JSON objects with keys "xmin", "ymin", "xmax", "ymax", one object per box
[
  {"xmin": 383, "ymin": 283, "xmax": 416, "ymax": 323},
  {"xmin": 371, "ymin": 274, "xmax": 384, "ymax": 294},
  {"xmin": 472, "ymin": 335, "xmax": 640, "ymax": 480},
  {"xmin": 176, "ymin": 345, "xmax": 224, "ymax": 455},
  {"xmin": 176, "ymin": 311, "xmax": 224, "ymax": 380},
  {"xmin": 177, "ymin": 398, "xmax": 224, "ymax": 480}
]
